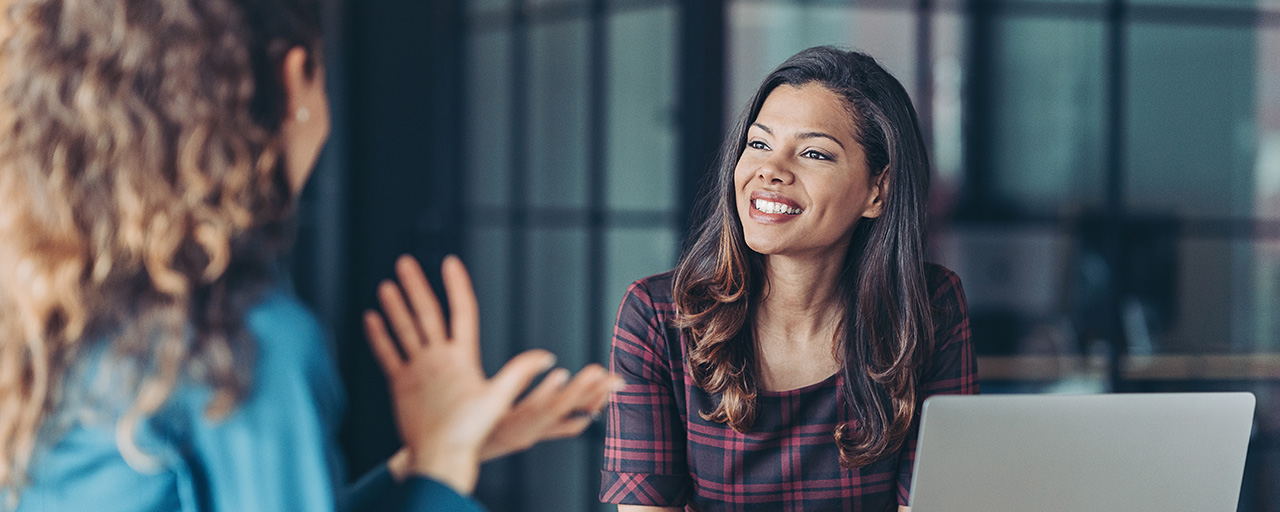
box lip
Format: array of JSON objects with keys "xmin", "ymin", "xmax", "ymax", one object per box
[{"xmin": 746, "ymin": 190, "xmax": 803, "ymax": 225}]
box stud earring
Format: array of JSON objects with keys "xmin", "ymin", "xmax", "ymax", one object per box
[{"xmin": 295, "ymin": 107, "xmax": 311, "ymax": 123}]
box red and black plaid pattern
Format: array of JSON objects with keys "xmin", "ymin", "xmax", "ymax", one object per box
[{"xmin": 601, "ymin": 264, "xmax": 978, "ymax": 511}]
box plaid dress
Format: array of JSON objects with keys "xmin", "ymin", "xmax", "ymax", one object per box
[{"xmin": 600, "ymin": 264, "xmax": 978, "ymax": 511}]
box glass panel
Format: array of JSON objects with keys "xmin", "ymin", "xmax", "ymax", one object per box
[
  {"xmin": 607, "ymin": 6, "xmax": 679, "ymax": 211},
  {"xmin": 601, "ymin": 228, "xmax": 679, "ymax": 351},
  {"xmin": 526, "ymin": 228, "xmax": 589, "ymax": 370},
  {"xmin": 1126, "ymin": 23, "xmax": 1256, "ymax": 218},
  {"xmin": 528, "ymin": 0, "xmax": 586, "ymax": 7},
  {"xmin": 931, "ymin": 224, "xmax": 1108, "ymax": 393},
  {"xmin": 464, "ymin": 226, "xmax": 514, "ymax": 375},
  {"xmin": 986, "ymin": 16, "xmax": 1106, "ymax": 215},
  {"xmin": 467, "ymin": 225, "xmax": 516, "ymax": 512},
  {"xmin": 930, "ymin": 12, "xmax": 967, "ymax": 194},
  {"xmin": 468, "ymin": 0, "xmax": 512, "ymax": 13},
  {"xmin": 1247, "ymin": 239, "xmax": 1280, "ymax": 352},
  {"xmin": 1254, "ymin": 29, "xmax": 1280, "ymax": 219},
  {"xmin": 529, "ymin": 19, "xmax": 590, "ymax": 209},
  {"xmin": 521, "ymin": 437, "xmax": 590, "ymax": 511},
  {"xmin": 520, "ymin": 228, "xmax": 592, "ymax": 509},
  {"xmin": 466, "ymin": 30, "xmax": 513, "ymax": 211},
  {"xmin": 931, "ymin": 225, "xmax": 1075, "ymax": 352},
  {"xmin": 1156, "ymin": 238, "xmax": 1251, "ymax": 353},
  {"xmin": 1130, "ymin": 0, "xmax": 1270, "ymax": 7},
  {"xmin": 726, "ymin": 3, "xmax": 916, "ymax": 123}
]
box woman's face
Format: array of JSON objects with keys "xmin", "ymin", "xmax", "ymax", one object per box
[{"xmin": 734, "ymin": 83, "xmax": 886, "ymax": 260}]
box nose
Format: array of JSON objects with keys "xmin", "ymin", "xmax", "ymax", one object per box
[{"xmin": 757, "ymin": 154, "xmax": 795, "ymax": 185}]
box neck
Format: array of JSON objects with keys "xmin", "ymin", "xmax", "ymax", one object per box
[{"xmin": 754, "ymin": 249, "xmax": 847, "ymax": 348}]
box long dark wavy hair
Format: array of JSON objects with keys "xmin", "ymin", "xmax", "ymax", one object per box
[
  {"xmin": 674, "ymin": 46, "xmax": 934, "ymax": 468},
  {"xmin": 0, "ymin": 0, "xmax": 320, "ymax": 499}
]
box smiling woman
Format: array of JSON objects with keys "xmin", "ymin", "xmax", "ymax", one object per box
[{"xmin": 600, "ymin": 47, "xmax": 978, "ymax": 512}]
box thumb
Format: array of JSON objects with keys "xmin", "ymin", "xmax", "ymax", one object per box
[{"xmin": 488, "ymin": 349, "xmax": 556, "ymax": 407}]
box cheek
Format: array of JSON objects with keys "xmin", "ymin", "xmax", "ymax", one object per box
[
  {"xmin": 836, "ymin": 187, "xmax": 873, "ymax": 228},
  {"xmin": 732, "ymin": 160, "xmax": 754, "ymax": 203},
  {"xmin": 732, "ymin": 158, "xmax": 752, "ymax": 189}
]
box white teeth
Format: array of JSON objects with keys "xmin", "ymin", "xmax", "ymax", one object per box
[{"xmin": 753, "ymin": 198, "xmax": 802, "ymax": 215}]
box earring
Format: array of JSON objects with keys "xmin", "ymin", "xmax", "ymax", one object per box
[{"xmin": 294, "ymin": 107, "xmax": 311, "ymax": 123}]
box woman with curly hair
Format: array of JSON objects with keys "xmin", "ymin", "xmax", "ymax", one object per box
[
  {"xmin": 0, "ymin": 0, "xmax": 616, "ymax": 510},
  {"xmin": 601, "ymin": 47, "xmax": 978, "ymax": 512}
]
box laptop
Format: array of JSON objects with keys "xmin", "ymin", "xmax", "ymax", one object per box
[{"xmin": 909, "ymin": 393, "xmax": 1255, "ymax": 512}]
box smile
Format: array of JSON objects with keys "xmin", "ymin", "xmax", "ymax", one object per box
[{"xmin": 752, "ymin": 198, "xmax": 803, "ymax": 215}]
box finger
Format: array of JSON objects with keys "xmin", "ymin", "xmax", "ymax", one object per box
[
  {"xmin": 488, "ymin": 349, "xmax": 557, "ymax": 407},
  {"xmin": 377, "ymin": 280, "xmax": 424, "ymax": 349},
  {"xmin": 362, "ymin": 310, "xmax": 404, "ymax": 375},
  {"xmin": 394, "ymin": 255, "xmax": 450, "ymax": 345},
  {"xmin": 580, "ymin": 374, "xmax": 623, "ymax": 415},
  {"xmin": 542, "ymin": 417, "xmax": 593, "ymax": 440},
  {"xmin": 440, "ymin": 255, "xmax": 480, "ymax": 352},
  {"xmin": 516, "ymin": 368, "xmax": 571, "ymax": 411},
  {"xmin": 549, "ymin": 364, "xmax": 608, "ymax": 417}
]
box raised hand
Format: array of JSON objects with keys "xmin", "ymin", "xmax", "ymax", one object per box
[
  {"xmin": 363, "ymin": 255, "xmax": 554, "ymax": 495},
  {"xmin": 480, "ymin": 361, "xmax": 622, "ymax": 461}
]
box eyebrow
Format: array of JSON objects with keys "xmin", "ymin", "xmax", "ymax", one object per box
[{"xmin": 750, "ymin": 123, "xmax": 846, "ymax": 149}]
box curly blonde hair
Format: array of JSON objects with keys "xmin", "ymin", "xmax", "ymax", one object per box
[{"xmin": 0, "ymin": 0, "xmax": 320, "ymax": 497}]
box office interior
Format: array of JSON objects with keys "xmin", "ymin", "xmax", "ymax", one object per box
[{"xmin": 294, "ymin": 0, "xmax": 1280, "ymax": 510}]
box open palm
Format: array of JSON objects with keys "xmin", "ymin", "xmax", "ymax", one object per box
[{"xmin": 363, "ymin": 255, "xmax": 553, "ymax": 494}]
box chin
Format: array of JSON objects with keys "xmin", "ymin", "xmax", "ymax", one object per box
[{"xmin": 741, "ymin": 234, "xmax": 782, "ymax": 256}]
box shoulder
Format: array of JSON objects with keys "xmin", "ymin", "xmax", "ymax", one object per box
[
  {"xmin": 922, "ymin": 263, "xmax": 972, "ymax": 350},
  {"xmin": 612, "ymin": 270, "xmax": 683, "ymax": 364},
  {"xmin": 922, "ymin": 263, "xmax": 969, "ymax": 330},
  {"xmin": 237, "ymin": 286, "xmax": 343, "ymax": 417},
  {"xmin": 923, "ymin": 262, "xmax": 965, "ymax": 303},
  {"xmin": 244, "ymin": 287, "xmax": 333, "ymax": 374},
  {"xmin": 923, "ymin": 262, "xmax": 969, "ymax": 322},
  {"xmin": 616, "ymin": 270, "xmax": 678, "ymax": 324},
  {"xmin": 626, "ymin": 270, "xmax": 677, "ymax": 305}
]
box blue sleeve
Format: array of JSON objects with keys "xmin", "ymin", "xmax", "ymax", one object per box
[
  {"xmin": 342, "ymin": 464, "xmax": 491, "ymax": 512},
  {"xmin": 181, "ymin": 290, "xmax": 346, "ymax": 511},
  {"xmin": 343, "ymin": 463, "xmax": 403, "ymax": 511},
  {"xmin": 401, "ymin": 478, "xmax": 486, "ymax": 512}
]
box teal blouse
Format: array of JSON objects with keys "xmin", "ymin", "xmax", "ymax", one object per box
[{"xmin": 16, "ymin": 287, "xmax": 481, "ymax": 512}]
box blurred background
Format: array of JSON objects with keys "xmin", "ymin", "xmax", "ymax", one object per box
[{"xmin": 297, "ymin": 0, "xmax": 1280, "ymax": 510}]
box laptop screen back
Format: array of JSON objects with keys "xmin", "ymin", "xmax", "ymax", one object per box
[{"xmin": 909, "ymin": 393, "xmax": 1254, "ymax": 512}]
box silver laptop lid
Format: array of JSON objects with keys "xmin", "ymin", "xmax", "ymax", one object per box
[{"xmin": 909, "ymin": 392, "xmax": 1255, "ymax": 512}]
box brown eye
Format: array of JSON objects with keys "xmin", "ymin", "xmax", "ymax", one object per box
[{"xmin": 803, "ymin": 149, "xmax": 831, "ymax": 160}]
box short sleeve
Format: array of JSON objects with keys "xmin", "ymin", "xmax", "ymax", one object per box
[
  {"xmin": 896, "ymin": 266, "xmax": 980, "ymax": 506},
  {"xmin": 182, "ymin": 290, "xmax": 346, "ymax": 512},
  {"xmin": 599, "ymin": 278, "xmax": 692, "ymax": 506}
]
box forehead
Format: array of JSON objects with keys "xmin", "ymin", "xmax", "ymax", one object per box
[{"xmin": 753, "ymin": 82, "xmax": 858, "ymax": 140}]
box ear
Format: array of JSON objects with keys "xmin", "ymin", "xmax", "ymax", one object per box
[
  {"xmin": 277, "ymin": 46, "xmax": 329, "ymax": 194},
  {"xmin": 280, "ymin": 46, "xmax": 322, "ymax": 121},
  {"xmin": 862, "ymin": 168, "xmax": 890, "ymax": 219}
]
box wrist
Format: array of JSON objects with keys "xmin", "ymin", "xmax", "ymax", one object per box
[
  {"xmin": 387, "ymin": 448, "xmax": 411, "ymax": 482},
  {"xmin": 405, "ymin": 444, "xmax": 480, "ymax": 495}
]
